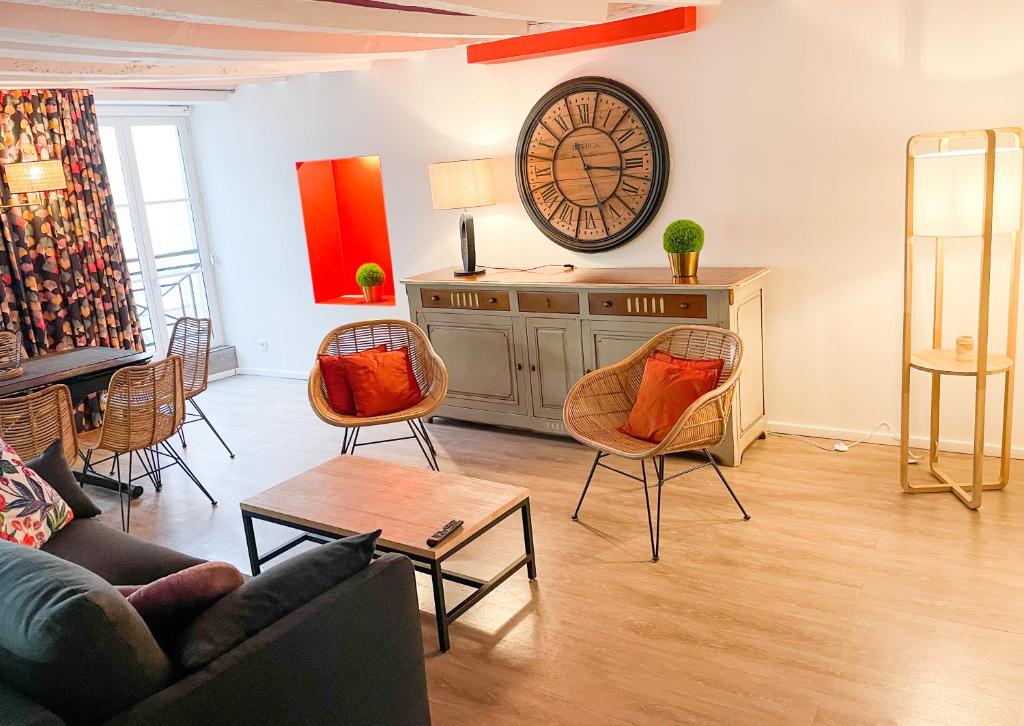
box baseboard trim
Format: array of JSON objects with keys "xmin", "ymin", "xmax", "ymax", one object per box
[
  {"xmin": 208, "ymin": 369, "xmax": 237, "ymax": 383},
  {"xmin": 768, "ymin": 420, "xmax": 1023, "ymax": 460},
  {"xmin": 236, "ymin": 367, "xmax": 308, "ymax": 380}
]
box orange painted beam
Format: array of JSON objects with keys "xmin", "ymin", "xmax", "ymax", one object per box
[{"xmin": 466, "ymin": 7, "xmax": 697, "ymax": 65}]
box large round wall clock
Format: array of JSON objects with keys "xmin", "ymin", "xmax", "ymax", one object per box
[{"xmin": 515, "ymin": 76, "xmax": 670, "ymax": 253}]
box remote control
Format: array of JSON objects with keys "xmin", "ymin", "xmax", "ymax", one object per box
[{"xmin": 427, "ymin": 519, "xmax": 463, "ymax": 547}]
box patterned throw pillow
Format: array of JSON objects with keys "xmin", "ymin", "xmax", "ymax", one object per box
[{"xmin": 0, "ymin": 441, "xmax": 74, "ymax": 548}]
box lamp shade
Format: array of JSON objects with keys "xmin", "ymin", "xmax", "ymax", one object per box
[
  {"xmin": 912, "ymin": 147, "xmax": 1024, "ymax": 237},
  {"xmin": 428, "ymin": 158, "xmax": 496, "ymax": 210},
  {"xmin": 4, "ymin": 160, "xmax": 66, "ymax": 195}
]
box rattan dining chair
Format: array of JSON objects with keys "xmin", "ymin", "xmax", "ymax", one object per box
[
  {"xmin": 563, "ymin": 325, "xmax": 750, "ymax": 561},
  {"xmin": 79, "ymin": 355, "xmax": 216, "ymax": 532},
  {"xmin": 0, "ymin": 384, "xmax": 78, "ymax": 466},
  {"xmin": 308, "ymin": 320, "xmax": 448, "ymax": 470},
  {"xmin": 169, "ymin": 317, "xmax": 234, "ymax": 458}
]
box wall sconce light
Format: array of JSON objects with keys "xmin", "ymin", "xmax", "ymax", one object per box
[{"xmin": 2, "ymin": 160, "xmax": 68, "ymax": 209}]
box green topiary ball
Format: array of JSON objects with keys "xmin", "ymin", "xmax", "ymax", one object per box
[
  {"xmin": 355, "ymin": 263, "xmax": 386, "ymax": 287},
  {"xmin": 663, "ymin": 219, "xmax": 705, "ymax": 253}
]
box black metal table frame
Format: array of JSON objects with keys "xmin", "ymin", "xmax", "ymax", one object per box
[{"xmin": 241, "ymin": 498, "xmax": 537, "ymax": 652}]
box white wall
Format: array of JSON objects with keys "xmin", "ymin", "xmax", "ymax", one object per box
[{"xmin": 190, "ymin": 0, "xmax": 1024, "ymax": 454}]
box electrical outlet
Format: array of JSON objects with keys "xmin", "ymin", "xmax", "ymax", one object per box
[{"xmin": 258, "ymin": 338, "xmax": 270, "ymax": 352}]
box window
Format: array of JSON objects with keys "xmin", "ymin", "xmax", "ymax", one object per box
[{"xmin": 97, "ymin": 111, "xmax": 222, "ymax": 353}]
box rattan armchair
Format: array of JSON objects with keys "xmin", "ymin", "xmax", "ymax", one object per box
[
  {"xmin": 0, "ymin": 384, "xmax": 78, "ymax": 465},
  {"xmin": 309, "ymin": 320, "xmax": 448, "ymax": 470},
  {"xmin": 79, "ymin": 355, "xmax": 216, "ymax": 531},
  {"xmin": 563, "ymin": 325, "xmax": 750, "ymax": 561},
  {"xmin": 169, "ymin": 316, "xmax": 234, "ymax": 458}
]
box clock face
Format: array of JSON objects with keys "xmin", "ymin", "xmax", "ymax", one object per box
[{"xmin": 515, "ymin": 77, "xmax": 670, "ymax": 253}]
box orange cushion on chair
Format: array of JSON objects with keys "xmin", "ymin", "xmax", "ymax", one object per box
[
  {"xmin": 651, "ymin": 350, "xmax": 725, "ymax": 382},
  {"xmin": 619, "ymin": 356, "xmax": 720, "ymax": 444},
  {"xmin": 339, "ymin": 346, "xmax": 423, "ymax": 418},
  {"xmin": 319, "ymin": 345, "xmax": 387, "ymax": 415}
]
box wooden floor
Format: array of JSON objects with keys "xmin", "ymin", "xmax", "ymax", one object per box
[{"xmin": 101, "ymin": 375, "xmax": 1024, "ymax": 725}]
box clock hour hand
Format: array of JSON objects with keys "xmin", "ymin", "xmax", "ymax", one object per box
[{"xmin": 587, "ymin": 164, "xmax": 622, "ymax": 171}]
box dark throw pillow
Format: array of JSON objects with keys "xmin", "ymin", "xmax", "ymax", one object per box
[
  {"xmin": 26, "ymin": 438, "xmax": 101, "ymax": 519},
  {"xmin": 174, "ymin": 530, "xmax": 380, "ymax": 672},
  {"xmin": 119, "ymin": 561, "xmax": 245, "ymax": 642},
  {"xmin": 0, "ymin": 540, "xmax": 172, "ymax": 724}
]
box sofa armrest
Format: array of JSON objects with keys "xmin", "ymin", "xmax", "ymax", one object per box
[
  {"xmin": 108, "ymin": 554, "xmax": 430, "ymax": 726},
  {"xmin": 0, "ymin": 682, "xmax": 66, "ymax": 726}
]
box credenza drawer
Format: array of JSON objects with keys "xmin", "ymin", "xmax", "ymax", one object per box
[
  {"xmin": 587, "ymin": 292, "xmax": 707, "ymax": 318},
  {"xmin": 517, "ymin": 291, "xmax": 580, "ymax": 314},
  {"xmin": 421, "ymin": 288, "xmax": 511, "ymax": 311}
]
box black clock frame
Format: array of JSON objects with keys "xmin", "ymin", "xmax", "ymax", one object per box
[{"xmin": 515, "ymin": 76, "xmax": 670, "ymax": 253}]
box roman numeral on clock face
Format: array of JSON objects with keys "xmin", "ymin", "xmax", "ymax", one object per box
[
  {"xmin": 624, "ymin": 156, "xmax": 645, "ymax": 169},
  {"xmin": 576, "ymin": 103, "xmax": 591, "ymax": 125},
  {"xmin": 616, "ymin": 128, "xmax": 636, "ymax": 145},
  {"xmin": 582, "ymin": 208, "xmax": 597, "ymax": 230},
  {"xmin": 537, "ymin": 183, "xmax": 559, "ymax": 205},
  {"xmin": 554, "ymin": 114, "xmax": 570, "ymax": 133}
]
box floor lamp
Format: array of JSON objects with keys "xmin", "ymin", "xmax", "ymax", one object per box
[{"xmin": 900, "ymin": 128, "xmax": 1024, "ymax": 509}]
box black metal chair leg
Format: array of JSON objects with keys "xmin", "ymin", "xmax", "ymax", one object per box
[
  {"xmin": 161, "ymin": 441, "xmax": 217, "ymax": 506},
  {"xmin": 190, "ymin": 399, "xmax": 235, "ymax": 459},
  {"xmin": 704, "ymin": 449, "xmax": 751, "ymax": 520},
  {"xmin": 348, "ymin": 428, "xmax": 360, "ymax": 454},
  {"xmin": 641, "ymin": 458, "xmax": 661, "ymax": 562},
  {"xmin": 178, "ymin": 427, "xmax": 187, "ymax": 449},
  {"xmin": 415, "ymin": 419, "xmax": 438, "ymax": 458},
  {"xmin": 407, "ymin": 420, "xmax": 438, "ymax": 471},
  {"xmin": 340, "ymin": 427, "xmax": 351, "ymax": 455},
  {"xmin": 571, "ymin": 451, "xmax": 603, "ymax": 520},
  {"xmin": 115, "ymin": 452, "xmax": 126, "ymax": 532},
  {"xmin": 125, "ymin": 451, "xmax": 134, "ymax": 533}
]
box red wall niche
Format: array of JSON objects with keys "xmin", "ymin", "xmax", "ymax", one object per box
[{"xmin": 295, "ymin": 155, "xmax": 396, "ymax": 305}]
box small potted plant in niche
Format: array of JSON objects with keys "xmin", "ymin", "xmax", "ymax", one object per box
[
  {"xmin": 663, "ymin": 219, "xmax": 704, "ymax": 278},
  {"xmin": 356, "ymin": 263, "xmax": 386, "ymax": 303}
]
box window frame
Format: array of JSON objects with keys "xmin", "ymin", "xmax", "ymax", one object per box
[{"xmin": 96, "ymin": 106, "xmax": 225, "ymax": 353}]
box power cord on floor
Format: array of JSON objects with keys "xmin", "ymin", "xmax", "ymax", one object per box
[{"xmin": 771, "ymin": 422, "xmax": 925, "ymax": 464}]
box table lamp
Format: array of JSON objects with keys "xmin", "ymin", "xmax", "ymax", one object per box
[
  {"xmin": 900, "ymin": 128, "xmax": 1024, "ymax": 510},
  {"xmin": 2, "ymin": 160, "xmax": 67, "ymax": 209},
  {"xmin": 428, "ymin": 158, "xmax": 495, "ymax": 276}
]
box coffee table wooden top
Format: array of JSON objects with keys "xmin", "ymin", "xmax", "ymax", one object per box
[{"xmin": 240, "ymin": 456, "xmax": 529, "ymax": 560}]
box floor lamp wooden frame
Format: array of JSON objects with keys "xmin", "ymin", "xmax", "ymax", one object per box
[{"xmin": 900, "ymin": 127, "xmax": 1024, "ymax": 510}]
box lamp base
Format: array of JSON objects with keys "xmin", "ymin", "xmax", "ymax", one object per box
[{"xmin": 457, "ymin": 211, "xmax": 485, "ymax": 276}]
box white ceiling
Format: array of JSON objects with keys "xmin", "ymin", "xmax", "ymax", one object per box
[{"xmin": 0, "ymin": 1, "xmax": 715, "ymax": 92}]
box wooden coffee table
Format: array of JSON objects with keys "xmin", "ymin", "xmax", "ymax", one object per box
[{"xmin": 239, "ymin": 455, "xmax": 536, "ymax": 652}]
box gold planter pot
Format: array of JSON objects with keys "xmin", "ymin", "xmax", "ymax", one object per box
[
  {"xmin": 361, "ymin": 285, "xmax": 383, "ymax": 303},
  {"xmin": 668, "ymin": 251, "xmax": 699, "ymax": 278}
]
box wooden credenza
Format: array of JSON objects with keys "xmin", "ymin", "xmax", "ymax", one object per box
[{"xmin": 402, "ymin": 266, "xmax": 769, "ymax": 466}]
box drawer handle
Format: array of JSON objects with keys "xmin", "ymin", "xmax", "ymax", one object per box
[
  {"xmin": 585, "ymin": 368, "xmax": 592, "ymax": 374},
  {"xmin": 516, "ymin": 363, "xmax": 523, "ymax": 371},
  {"xmin": 430, "ymin": 295, "xmax": 440, "ymax": 302},
  {"xmin": 679, "ymin": 303, "xmax": 689, "ymax": 310},
  {"xmin": 488, "ymin": 297, "xmax": 497, "ymax": 304},
  {"xmin": 530, "ymin": 364, "xmax": 536, "ymax": 372},
  {"xmin": 602, "ymin": 300, "xmax": 613, "ymax": 308}
]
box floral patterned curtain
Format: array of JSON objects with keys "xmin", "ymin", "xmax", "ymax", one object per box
[{"xmin": 0, "ymin": 89, "xmax": 142, "ymax": 357}]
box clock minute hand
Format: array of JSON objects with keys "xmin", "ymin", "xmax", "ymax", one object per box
[
  {"xmin": 587, "ymin": 164, "xmax": 622, "ymax": 171},
  {"xmin": 575, "ymin": 143, "xmax": 604, "ymax": 209}
]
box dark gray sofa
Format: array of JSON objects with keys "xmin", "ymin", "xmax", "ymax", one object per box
[{"xmin": 0, "ymin": 517, "xmax": 432, "ymax": 726}]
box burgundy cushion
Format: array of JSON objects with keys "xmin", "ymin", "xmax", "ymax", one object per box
[{"xmin": 119, "ymin": 561, "xmax": 245, "ymax": 639}]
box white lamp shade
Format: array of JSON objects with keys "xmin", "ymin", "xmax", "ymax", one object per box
[
  {"xmin": 913, "ymin": 147, "xmax": 1024, "ymax": 237},
  {"xmin": 4, "ymin": 160, "xmax": 66, "ymax": 195},
  {"xmin": 428, "ymin": 158, "xmax": 496, "ymax": 210}
]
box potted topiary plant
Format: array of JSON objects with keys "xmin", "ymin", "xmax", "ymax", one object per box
[
  {"xmin": 355, "ymin": 263, "xmax": 386, "ymax": 303},
  {"xmin": 663, "ymin": 219, "xmax": 704, "ymax": 278}
]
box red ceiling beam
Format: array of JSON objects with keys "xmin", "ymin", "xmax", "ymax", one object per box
[{"xmin": 466, "ymin": 7, "xmax": 697, "ymax": 65}]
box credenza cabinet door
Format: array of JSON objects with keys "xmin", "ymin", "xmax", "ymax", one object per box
[
  {"xmin": 525, "ymin": 317, "xmax": 584, "ymax": 420},
  {"xmin": 418, "ymin": 312, "xmax": 528, "ymax": 415},
  {"xmin": 582, "ymin": 320, "xmax": 675, "ymax": 373}
]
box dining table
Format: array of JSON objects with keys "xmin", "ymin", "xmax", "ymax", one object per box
[{"xmin": 0, "ymin": 346, "xmax": 153, "ymax": 498}]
